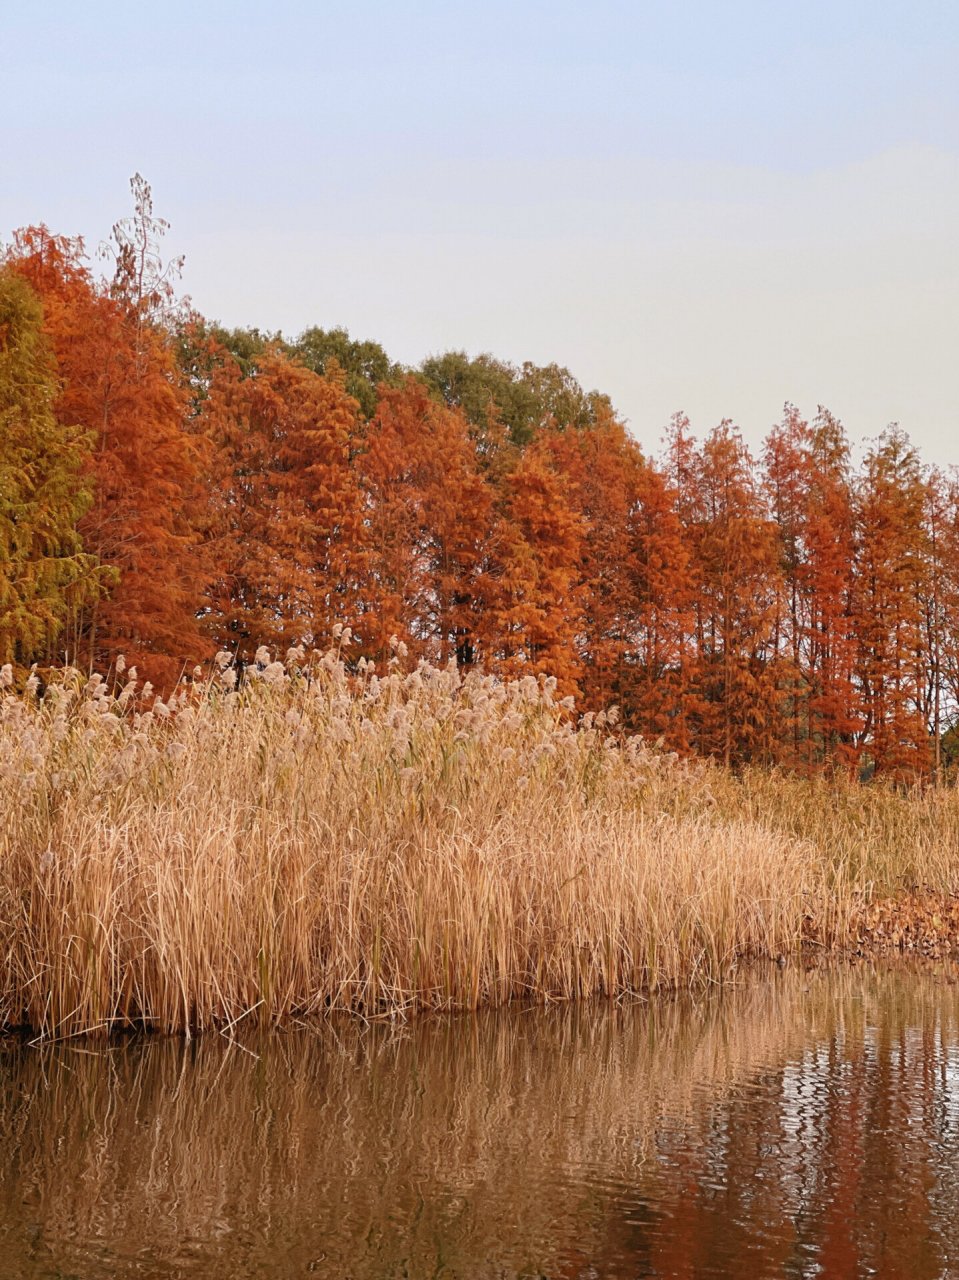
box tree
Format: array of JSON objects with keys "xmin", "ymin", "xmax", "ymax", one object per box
[
  {"xmin": 660, "ymin": 413, "xmax": 709, "ymax": 753},
  {"xmin": 101, "ymin": 173, "xmax": 185, "ymax": 334},
  {"xmin": 357, "ymin": 378, "xmax": 492, "ymax": 665},
  {"xmin": 294, "ymin": 326, "xmax": 401, "ymax": 419},
  {"xmin": 517, "ymin": 360, "xmax": 612, "ymax": 433},
  {"xmin": 681, "ymin": 422, "xmax": 784, "ymax": 767},
  {"xmin": 481, "ymin": 431, "xmax": 585, "ymax": 693},
  {"xmin": 418, "ymin": 350, "xmax": 612, "ymax": 448},
  {"xmin": 853, "ymin": 427, "xmax": 931, "ymax": 779},
  {"xmin": 7, "ymin": 225, "xmax": 208, "ymax": 685},
  {"xmin": 927, "ymin": 470, "xmax": 959, "ymax": 774},
  {"xmin": 920, "ymin": 469, "xmax": 952, "ymax": 779},
  {"xmin": 0, "ymin": 268, "xmax": 102, "ymax": 665},
  {"xmin": 764, "ymin": 406, "xmax": 860, "ymax": 772},
  {"xmin": 198, "ymin": 347, "xmax": 365, "ymax": 652},
  {"xmin": 419, "ymin": 350, "xmax": 540, "ymax": 448},
  {"xmin": 545, "ymin": 412, "xmax": 640, "ymax": 707},
  {"xmin": 624, "ymin": 447, "xmax": 697, "ymax": 748},
  {"xmin": 545, "ymin": 410, "xmax": 694, "ymax": 734}
]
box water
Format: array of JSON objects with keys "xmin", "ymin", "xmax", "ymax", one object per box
[{"xmin": 3, "ymin": 961, "xmax": 959, "ymax": 1278}]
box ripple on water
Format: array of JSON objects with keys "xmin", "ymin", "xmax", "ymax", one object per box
[{"xmin": 2, "ymin": 961, "xmax": 959, "ymax": 1279}]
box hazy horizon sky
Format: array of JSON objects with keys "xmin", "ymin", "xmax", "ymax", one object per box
[{"xmin": 3, "ymin": 1, "xmax": 958, "ymax": 463}]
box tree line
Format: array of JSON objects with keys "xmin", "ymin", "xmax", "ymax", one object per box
[{"xmin": 3, "ymin": 178, "xmax": 958, "ymax": 780}]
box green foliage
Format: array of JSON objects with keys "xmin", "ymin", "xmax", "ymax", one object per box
[
  {"xmin": 418, "ymin": 350, "xmax": 612, "ymax": 446},
  {"xmin": 0, "ymin": 269, "xmax": 103, "ymax": 664},
  {"xmin": 176, "ymin": 322, "xmax": 399, "ymax": 422},
  {"xmin": 519, "ymin": 360, "xmax": 613, "ymax": 433},
  {"xmin": 174, "ymin": 320, "xmax": 291, "ymax": 419},
  {"xmin": 293, "ymin": 326, "xmax": 401, "ymax": 418},
  {"xmin": 209, "ymin": 324, "xmax": 287, "ymax": 375},
  {"xmin": 419, "ymin": 351, "xmax": 538, "ymax": 446}
]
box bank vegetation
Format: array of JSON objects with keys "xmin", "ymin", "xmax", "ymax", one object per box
[{"xmin": 3, "ymin": 646, "xmax": 958, "ymax": 1038}]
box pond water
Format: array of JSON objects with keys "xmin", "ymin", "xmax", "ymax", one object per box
[{"xmin": 2, "ymin": 961, "xmax": 959, "ymax": 1278}]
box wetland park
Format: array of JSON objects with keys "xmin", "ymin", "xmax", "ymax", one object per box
[{"xmin": 5, "ymin": 103, "xmax": 959, "ymax": 1275}]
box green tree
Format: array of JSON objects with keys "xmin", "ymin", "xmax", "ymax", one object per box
[
  {"xmin": 420, "ymin": 350, "xmax": 613, "ymax": 448},
  {"xmin": 0, "ymin": 268, "xmax": 102, "ymax": 665},
  {"xmin": 207, "ymin": 324, "xmax": 287, "ymax": 375},
  {"xmin": 294, "ymin": 326, "xmax": 400, "ymax": 418},
  {"xmin": 517, "ymin": 360, "xmax": 612, "ymax": 433},
  {"xmin": 419, "ymin": 351, "xmax": 540, "ymax": 446}
]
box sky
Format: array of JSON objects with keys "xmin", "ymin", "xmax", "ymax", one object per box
[{"xmin": 3, "ymin": 0, "xmax": 958, "ymax": 462}]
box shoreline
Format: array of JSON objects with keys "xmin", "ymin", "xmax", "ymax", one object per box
[
  {"xmin": 844, "ymin": 889, "xmax": 959, "ymax": 960},
  {"xmin": 5, "ymin": 909, "xmax": 959, "ymax": 1043}
]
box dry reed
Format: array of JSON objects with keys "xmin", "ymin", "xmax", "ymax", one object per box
[{"xmin": 1, "ymin": 644, "xmax": 957, "ymax": 1036}]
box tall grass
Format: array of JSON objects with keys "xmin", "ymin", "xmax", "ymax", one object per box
[{"xmin": 1, "ymin": 645, "xmax": 957, "ymax": 1036}]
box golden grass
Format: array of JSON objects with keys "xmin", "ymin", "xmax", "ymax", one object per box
[{"xmin": 2, "ymin": 646, "xmax": 958, "ymax": 1036}]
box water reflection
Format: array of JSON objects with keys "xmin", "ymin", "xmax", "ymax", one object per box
[{"xmin": 2, "ymin": 962, "xmax": 959, "ymax": 1278}]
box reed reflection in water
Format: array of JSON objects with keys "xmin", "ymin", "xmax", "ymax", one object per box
[{"xmin": 2, "ymin": 962, "xmax": 959, "ymax": 1278}]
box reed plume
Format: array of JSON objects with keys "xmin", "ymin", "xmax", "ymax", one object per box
[{"xmin": 1, "ymin": 645, "xmax": 955, "ymax": 1036}]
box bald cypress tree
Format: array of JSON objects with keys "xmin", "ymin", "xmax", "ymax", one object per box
[{"xmin": 0, "ymin": 268, "xmax": 101, "ymax": 666}]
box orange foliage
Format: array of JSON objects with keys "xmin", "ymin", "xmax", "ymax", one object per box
[
  {"xmin": 197, "ymin": 346, "xmax": 363, "ymax": 654},
  {"xmin": 356, "ymin": 378, "xmax": 492, "ymax": 666},
  {"xmin": 5, "ymin": 200, "xmax": 959, "ymax": 778},
  {"xmin": 667, "ymin": 419, "xmax": 784, "ymax": 766},
  {"xmin": 764, "ymin": 406, "xmax": 860, "ymax": 772},
  {"xmin": 482, "ymin": 431, "xmax": 585, "ymax": 693},
  {"xmin": 853, "ymin": 428, "xmax": 931, "ymax": 779},
  {"xmin": 7, "ymin": 228, "xmax": 207, "ymax": 685}
]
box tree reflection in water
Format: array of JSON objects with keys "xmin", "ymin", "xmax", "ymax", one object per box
[{"xmin": 1, "ymin": 960, "xmax": 958, "ymax": 1279}]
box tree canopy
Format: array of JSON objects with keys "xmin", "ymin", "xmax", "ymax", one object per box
[{"xmin": 4, "ymin": 184, "xmax": 959, "ymax": 781}]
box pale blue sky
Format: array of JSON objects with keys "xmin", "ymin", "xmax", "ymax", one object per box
[{"xmin": 3, "ymin": 1, "xmax": 958, "ymax": 460}]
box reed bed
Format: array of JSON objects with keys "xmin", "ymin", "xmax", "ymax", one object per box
[{"xmin": 1, "ymin": 643, "xmax": 957, "ymax": 1036}]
